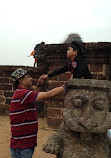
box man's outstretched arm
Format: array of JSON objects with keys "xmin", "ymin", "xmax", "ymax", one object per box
[{"xmin": 35, "ymin": 85, "xmax": 64, "ymax": 102}]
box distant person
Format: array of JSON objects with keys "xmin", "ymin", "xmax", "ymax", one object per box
[
  {"xmin": 10, "ymin": 67, "xmax": 64, "ymax": 158},
  {"xmin": 34, "ymin": 42, "xmax": 45, "ymax": 66},
  {"xmin": 28, "ymin": 49, "xmax": 37, "ymax": 67},
  {"xmin": 39, "ymin": 41, "xmax": 92, "ymax": 81},
  {"xmin": 29, "ymin": 42, "xmax": 45, "ymax": 67}
]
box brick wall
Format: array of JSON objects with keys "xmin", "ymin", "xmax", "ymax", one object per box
[
  {"xmin": 0, "ymin": 42, "xmax": 111, "ymax": 128},
  {"xmin": 39, "ymin": 42, "xmax": 111, "ymax": 128},
  {"xmin": 0, "ymin": 66, "xmax": 47, "ymax": 114}
]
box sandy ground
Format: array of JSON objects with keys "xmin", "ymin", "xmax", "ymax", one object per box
[{"xmin": 0, "ymin": 116, "xmax": 56, "ymax": 158}]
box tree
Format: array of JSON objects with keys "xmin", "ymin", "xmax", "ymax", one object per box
[{"xmin": 64, "ymin": 33, "xmax": 83, "ymax": 43}]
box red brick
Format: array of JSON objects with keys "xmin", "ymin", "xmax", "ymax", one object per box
[
  {"xmin": 0, "ymin": 84, "xmax": 12, "ymax": 91},
  {"xmin": 58, "ymin": 72, "xmax": 70, "ymax": 81},
  {"xmin": 47, "ymin": 108, "xmax": 62, "ymax": 118},
  {"xmin": 0, "ymin": 77, "xmax": 10, "ymax": 84},
  {"xmin": 6, "ymin": 98, "xmax": 12, "ymax": 105},
  {"xmin": 86, "ymin": 43, "xmax": 97, "ymax": 49},
  {"xmin": 92, "ymin": 74, "xmax": 97, "ymax": 79},
  {"xmin": 98, "ymin": 74, "xmax": 106, "ymax": 80},
  {"xmin": 86, "ymin": 56, "xmax": 97, "ymax": 64},
  {"xmin": 47, "ymin": 117, "xmax": 63, "ymax": 128},
  {"xmin": 97, "ymin": 42, "xmax": 111, "ymax": 49},
  {"xmin": 28, "ymin": 67, "xmax": 47, "ymax": 79},
  {"xmin": 90, "ymin": 64, "xmax": 103, "ymax": 72},
  {"xmin": 48, "ymin": 81, "xmax": 64, "ymax": 89},
  {"xmin": 49, "ymin": 65, "xmax": 61, "ymax": 72},
  {"xmin": 47, "ymin": 58, "xmax": 59, "ymax": 63},
  {"xmin": 4, "ymin": 91, "xmax": 14, "ymax": 97},
  {"xmin": 48, "ymin": 99, "xmax": 65, "ymax": 108},
  {"xmin": 51, "ymin": 76, "xmax": 59, "ymax": 81},
  {"xmin": 53, "ymin": 93, "xmax": 65, "ymax": 100}
]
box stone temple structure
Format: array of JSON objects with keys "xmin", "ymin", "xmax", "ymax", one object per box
[{"xmin": 43, "ymin": 79, "xmax": 111, "ymax": 158}]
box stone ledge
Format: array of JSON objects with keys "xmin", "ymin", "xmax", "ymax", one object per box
[{"xmin": 65, "ymin": 79, "xmax": 111, "ymax": 91}]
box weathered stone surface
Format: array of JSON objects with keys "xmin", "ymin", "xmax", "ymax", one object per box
[
  {"xmin": 43, "ymin": 79, "xmax": 111, "ymax": 158},
  {"xmin": 65, "ymin": 79, "xmax": 111, "ymax": 91}
]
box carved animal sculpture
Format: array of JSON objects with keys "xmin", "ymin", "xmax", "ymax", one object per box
[{"xmin": 43, "ymin": 79, "xmax": 111, "ymax": 158}]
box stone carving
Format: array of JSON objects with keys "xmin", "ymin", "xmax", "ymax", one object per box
[{"xmin": 43, "ymin": 79, "xmax": 111, "ymax": 158}]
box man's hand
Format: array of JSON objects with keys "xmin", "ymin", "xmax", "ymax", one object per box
[
  {"xmin": 41, "ymin": 74, "xmax": 48, "ymax": 80},
  {"xmin": 37, "ymin": 75, "xmax": 45, "ymax": 86},
  {"xmin": 38, "ymin": 74, "xmax": 49, "ymax": 84}
]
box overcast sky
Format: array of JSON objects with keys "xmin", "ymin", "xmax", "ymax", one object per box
[{"xmin": 0, "ymin": 0, "xmax": 111, "ymax": 66}]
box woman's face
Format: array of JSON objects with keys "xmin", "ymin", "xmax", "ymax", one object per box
[{"xmin": 67, "ymin": 46, "xmax": 77, "ymax": 58}]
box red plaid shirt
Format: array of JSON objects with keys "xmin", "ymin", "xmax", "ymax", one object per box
[{"xmin": 9, "ymin": 87, "xmax": 38, "ymax": 149}]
